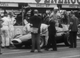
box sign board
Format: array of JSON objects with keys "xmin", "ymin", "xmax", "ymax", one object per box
[
  {"xmin": 40, "ymin": 0, "xmax": 80, "ymax": 5},
  {"xmin": 1, "ymin": 0, "xmax": 80, "ymax": 8},
  {"xmin": 1, "ymin": 0, "xmax": 80, "ymax": 5},
  {"xmin": 0, "ymin": 2, "xmax": 18, "ymax": 7},
  {"xmin": 28, "ymin": 3, "xmax": 57, "ymax": 8},
  {"xmin": 62, "ymin": 5, "xmax": 78, "ymax": 8}
]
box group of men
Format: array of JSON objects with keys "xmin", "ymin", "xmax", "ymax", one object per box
[
  {"xmin": 29, "ymin": 8, "xmax": 60, "ymax": 52},
  {"xmin": 0, "ymin": 7, "xmax": 79, "ymax": 54},
  {"xmin": 0, "ymin": 12, "xmax": 16, "ymax": 54},
  {"xmin": 29, "ymin": 8, "xmax": 79, "ymax": 53}
]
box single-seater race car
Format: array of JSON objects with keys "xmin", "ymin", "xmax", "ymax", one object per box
[{"xmin": 11, "ymin": 23, "xmax": 70, "ymax": 48}]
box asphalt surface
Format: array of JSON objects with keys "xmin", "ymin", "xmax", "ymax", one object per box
[{"xmin": 0, "ymin": 40, "xmax": 80, "ymax": 58}]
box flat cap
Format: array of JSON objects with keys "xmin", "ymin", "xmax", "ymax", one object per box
[{"xmin": 34, "ymin": 9, "xmax": 38, "ymax": 13}]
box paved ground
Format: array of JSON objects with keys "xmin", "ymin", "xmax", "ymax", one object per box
[{"xmin": 0, "ymin": 40, "xmax": 80, "ymax": 58}]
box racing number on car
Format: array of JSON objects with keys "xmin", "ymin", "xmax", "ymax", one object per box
[{"xmin": 15, "ymin": 28, "xmax": 22, "ymax": 35}]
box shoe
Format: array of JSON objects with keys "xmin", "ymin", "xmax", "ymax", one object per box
[
  {"xmin": 0, "ymin": 53, "xmax": 2, "ymax": 55},
  {"xmin": 30, "ymin": 50, "xmax": 34, "ymax": 52},
  {"xmin": 6, "ymin": 46, "xmax": 10, "ymax": 48},
  {"xmin": 74, "ymin": 47, "xmax": 76, "ymax": 48},
  {"xmin": 74, "ymin": 46, "xmax": 76, "ymax": 48},
  {"xmin": 51, "ymin": 49, "xmax": 57, "ymax": 51},
  {"xmin": 69, "ymin": 47, "xmax": 73, "ymax": 48},
  {"xmin": 1, "ymin": 46, "xmax": 5, "ymax": 48},
  {"xmin": 38, "ymin": 51, "xmax": 42, "ymax": 53},
  {"xmin": 44, "ymin": 48, "xmax": 49, "ymax": 51}
]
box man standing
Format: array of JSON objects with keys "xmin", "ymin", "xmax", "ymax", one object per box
[
  {"xmin": 0, "ymin": 15, "xmax": 3, "ymax": 54},
  {"xmin": 7, "ymin": 12, "xmax": 16, "ymax": 45},
  {"xmin": 45, "ymin": 7, "xmax": 58, "ymax": 51},
  {"xmin": 30, "ymin": 10, "xmax": 42, "ymax": 52},
  {"xmin": 45, "ymin": 19, "xmax": 57, "ymax": 51},
  {"xmin": 1, "ymin": 12, "xmax": 10, "ymax": 48},
  {"xmin": 69, "ymin": 11, "xmax": 79, "ymax": 48}
]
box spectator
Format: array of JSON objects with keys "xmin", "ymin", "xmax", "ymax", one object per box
[
  {"xmin": 7, "ymin": 12, "xmax": 16, "ymax": 46},
  {"xmin": 45, "ymin": 8, "xmax": 58, "ymax": 51},
  {"xmin": 43, "ymin": 10, "xmax": 51, "ymax": 25},
  {"xmin": 29, "ymin": 9, "xmax": 42, "ymax": 52},
  {"xmin": 1, "ymin": 12, "xmax": 10, "ymax": 48},
  {"xmin": 15, "ymin": 13, "xmax": 22, "ymax": 25},
  {"xmin": 45, "ymin": 19, "xmax": 57, "ymax": 51},
  {"xmin": 69, "ymin": 11, "xmax": 79, "ymax": 48},
  {"xmin": 0, "ymin": 15, "xmax": 3, "ymax": 54}
]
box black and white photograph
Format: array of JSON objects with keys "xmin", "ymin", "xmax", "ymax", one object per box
[{"xmin": 0, "ymin": 0, "xmax": 80, "ymax": 58}]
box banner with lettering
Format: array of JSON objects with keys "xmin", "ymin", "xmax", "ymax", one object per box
[{"xmin": 1, "ymin": 0, "xmax": 80, "ymax": 5}]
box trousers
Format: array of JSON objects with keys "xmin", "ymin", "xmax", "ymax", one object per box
[
  {"xmin": 31, "ymin": 33, "xmax": 41, "ymax": 51},
  {"xmin": 46, "ymin": 34, "xmax": 57, "ymax": 50},
  {"xmin": 1, "ymin": 26, "xmax": 10, "ymax": 47},
  {"xmin": 69, "ymin": 31, "xmax": 77, "ymax": 48},
  {"xmin": 0, "ymin": 35, "xmax": 1, "ymax": 53}
]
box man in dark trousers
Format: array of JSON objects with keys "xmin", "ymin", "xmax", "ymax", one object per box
[
  {"xmin": 45, "ymin": 7, "xmax": 58, "ymax": 51},
  {"xmin": 45, "ymin": 19, "xmax": 57, "ymax": 51},
  {"xmin": 69, "ymin": 11, "xmax": 79, "ymax": 48},
  {"xmin": 30, "ymin": 9, "xmax": 42, "ymax": 52}
]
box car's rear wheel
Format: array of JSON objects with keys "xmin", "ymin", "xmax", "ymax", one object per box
[
  {"xmin": 40, "ymin": 36, "xmax": 45, "ymax": 48},
  {"xmin": 64, "ymin": 34, "xmax": 70, "ymax": 46},
  {"xmin": 24, "ymin": 36, "xmax": 46, "ymax": 48}
]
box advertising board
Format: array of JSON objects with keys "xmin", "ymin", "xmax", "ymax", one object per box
[{"xmin": 1, "ymin": 0, "xmax": 80, "ymax": 5}]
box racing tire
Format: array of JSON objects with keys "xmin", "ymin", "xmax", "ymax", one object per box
[
  {"xmin": 12, "ymin": 34, "xmax": 23, "ymax": 48},
  {"xmin": 24, "ymin": 36, "xmax": 46, "ymax": 49},
  {"xmin": 40, "ymin": 36, "xmax": 45, "ymax": 48},
  {"xmin": 64, "ymin": 34, "xmax": 70, "ymax": 46},
  {"xmin": 14, "ymin": 44, "xmax": 23, "ymax": 48}
]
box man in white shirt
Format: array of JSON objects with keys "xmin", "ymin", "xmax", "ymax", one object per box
[
  {"xmin": 1, "ymin": 13, "xmax": 10, "ymax": 48},
  {"xmin": 7, "ymin": 12, "xmax": 16, "ymax": 45}
]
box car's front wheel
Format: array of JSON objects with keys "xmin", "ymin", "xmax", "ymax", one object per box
[{"xmin": 14, "ymin": 44, "xmax": 23, "ymax": 48}]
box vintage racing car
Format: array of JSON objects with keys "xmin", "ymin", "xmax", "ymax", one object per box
[{"xmin": 11, "ymin": 23, "xmax": 70, "ymax": 48}]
